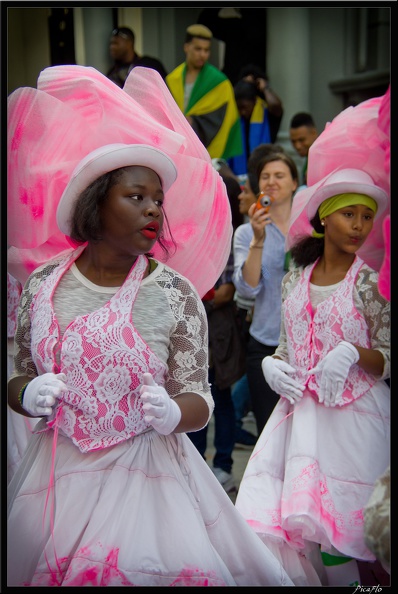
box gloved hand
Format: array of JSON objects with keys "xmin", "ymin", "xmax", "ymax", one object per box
[
  {"xmin": 261, "ymin": 357, "xmax": 305, "ymax": 404},
  {"xmin": 139, "ymin": 373, "xmax": 182, "ymax": 435},
  {"xmin": 22, "ymin": 372, "xmax": 67, "ymax": 417},
  {"xmin": 308, "ymin": 341, "xmax": 359, "ymax": 407}
]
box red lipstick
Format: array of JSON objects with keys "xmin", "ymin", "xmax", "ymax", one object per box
[{"xmin": 141, "ymin": 222, "xmax": 159, "ymax": 240}]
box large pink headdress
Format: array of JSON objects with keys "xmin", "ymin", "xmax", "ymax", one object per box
[
  {"xmin": 375, "ymin": 86, "xmax": 390, "ymax": 301},
  {"xmin": 287, "ymin": 88, "xmax": 390, "ymax": 272},
  {"xmin": 8, "ymin": 65, "xmax": 232, "ymax": 297}
]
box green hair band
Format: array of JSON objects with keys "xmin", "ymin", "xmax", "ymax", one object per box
[{"xmin": 318, "ymin": 193, "xmax": 377, "ymax": 220}]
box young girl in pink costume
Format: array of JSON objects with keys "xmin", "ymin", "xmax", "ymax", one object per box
[
  {"xmin": 7, "ymin": 65, "xmax": 293, "ymax": 587},
  {"xmin": 235, "ymin": 166, "xmax": 390, "ymax": 585}
]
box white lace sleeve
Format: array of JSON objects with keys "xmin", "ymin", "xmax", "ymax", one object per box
[
  {"xmin": 355, "ymin": 266, "xmax": 390, "ymax": 379},
  {"xmin": 154, "ymin": 267, "xmax": 214, "ymax": 421},
  {"xmin": 273, "ymin": 268, "xmax": 301, "ymax": 361},
  {"xmin": 13, "ymin": 261, "xmax": 60, "ymax": 379}
]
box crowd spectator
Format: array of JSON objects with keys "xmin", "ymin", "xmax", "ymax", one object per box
[
  {"xmin": 106, "ymin": 26, "xmax": 167, "ymax": 87},
  {"xmin": 166, "ymin": 24, "xmax": 242, "ymax": 160},
  {"xmin": 238, "ymin": 64, "xmax": 283, "ymax": 142},
  {"xmin": 232, "ymin": 152, "xmax": 299, "ymax": 436},
  {"xmin": 231, "ymin": 171, "xmax": 260, "ymax": 448},
  {"xmin": 188, "ymin": 176, "xmax": 246, "ymax": 494},
  {"xmin": 289, "ymin": 112, "xmax": 318, "ymax": 185},
  {"xmin": 227, "ymin": 81, "xmax": 276, "ymax": 183},
  {"xmin": 232, "ymin": 143, "xmax": 286, "ymax": 445}
]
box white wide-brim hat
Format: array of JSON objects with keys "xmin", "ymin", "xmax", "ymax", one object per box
[
  {"xmin": 287, "ymin": 167, "xmax": 390, "ymax": 272},
  {"xmin": 306, "ymin": 168, "xmax": 388, "ymax": 221},
  {"xmin": 56, "ymin": 143, "xmax": 177, "ymax": 236}
]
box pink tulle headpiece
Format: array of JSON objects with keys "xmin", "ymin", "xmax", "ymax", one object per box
[
  {"xmin": 8, "ymin": 65, "xmax": 233, "ymax": 297},
  {"xmin": 376, "ymin": 86, "xmax": 390, "ymax": 300},
  {"xmin": 287, "ymin": 89, "xmax": 390, "ymax": 272}
]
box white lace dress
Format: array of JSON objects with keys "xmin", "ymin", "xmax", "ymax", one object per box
[
  {"xmin": 7, "ymin": 254, "xmax": 293, "ymax": 587},
  {"xmin": 235, "ymin": 263, "xmax": 390, "ymax": 584}
]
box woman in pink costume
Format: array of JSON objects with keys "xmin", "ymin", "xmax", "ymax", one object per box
[
  {"xmin": 235, "ymin": 166, "xmax": 390, "ymax": 586},
  {"xmin": 7, "ymin": 65, "xmax": 293, "ymax": 587}
]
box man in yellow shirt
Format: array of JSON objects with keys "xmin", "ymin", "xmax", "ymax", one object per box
[{"xmin": 167, "ymin": 24, "xmax": 243, "ymax": 160}]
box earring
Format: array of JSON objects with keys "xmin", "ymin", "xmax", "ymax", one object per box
[{"xmin": 321, "ymin": 220, "xmax": 325, "ymax": 226}]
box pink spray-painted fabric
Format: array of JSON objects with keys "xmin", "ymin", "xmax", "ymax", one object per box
[
  {"xmin": 306, "ymin": 95, "xmax": 389, "ymax": 194},
  {"xmin": 7, "ymin": 65, "xmax": 232, "ymax": 297},
  {"xmin": 30, "ymin": 249, "xmax": 167, "ymax": 452},
  {"xmin": 8, "ymin": 427, "xmax": 294, "ymax": 586},
  {"xmin": 378, "ymin": 215, "xmax": 390, "ymax": 301},
  {"xmin": 236, "ymin": 373, "xmax": 390, "ymax": 562},
  {"xmin": 376, "ymin": 86, "xmax": 390, "ymax": 301},
  {"xmin": 287, "ymin": 90, "xmax": 390, "ymax": 271},
  {"xmin": 283, "ymin": 256, "xmax": 376, "ymax": 406}
]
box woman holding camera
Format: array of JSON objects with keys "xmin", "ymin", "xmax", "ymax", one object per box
[{"xmin": 232, "ymin": 152, "xmax": 298, "ymax": 436}]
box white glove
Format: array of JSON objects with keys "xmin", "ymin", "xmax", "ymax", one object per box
[
  {"xmin": 139, "ymin": 373, "xmax": 182, "ymax": 435},
  {"xmin": 308, "ymin": 341, "xmax": 359, "ymax": 407},
  {"xmin": 261, "ymin": 357, "xmax": 305, "ymax": 404},
  {"xmin": 22, "ymin": 372, "xmax": 67, "ymax": 417}
]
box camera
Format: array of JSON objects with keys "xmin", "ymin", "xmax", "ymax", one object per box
[{"xmin": 255, "ymin": 192, "xmax": 273, "ymax": 212}]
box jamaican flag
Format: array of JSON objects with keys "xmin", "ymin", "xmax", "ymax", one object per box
[
  {"xmin": 228, "ymin": 97, "xmax": 272, "ymax": 179},
  {"xmin": 167, "ymin": 62, "xmax": 243, "ymax": 160}
]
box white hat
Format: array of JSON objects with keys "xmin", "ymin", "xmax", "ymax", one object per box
[
  {"xmin": 56, "ymin": 143, "xmax": 177, "ymax": 236},
  {"xmin": 306, "ymin": 168, "xmax": 388, "ymax": 221}
]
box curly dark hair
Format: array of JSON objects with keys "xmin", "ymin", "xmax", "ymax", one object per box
[
  {"xmin": 69, "ymin": 167, "xmax": 176, "ymax": 259},
  {"xmin": 233, "ymin": 79, "xmax": 258, "ymax": 103},
  {"xmin": 290, "ymin": 211, "xmax": 325, "ymax": 268}
]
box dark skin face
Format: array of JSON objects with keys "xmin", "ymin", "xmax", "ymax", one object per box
[
  {"xmin": 109, "ymin": 35, "xmax": 134, "ymax": 63},
  {"xmin": 289, "ymin": 125, "xmax": 318, "ymax": 157},
  {"xmin": 236, "ymin": 97, "xmax": 256, "ymax": 121},
  {"xmin": 323, "ymin": 203, "xmax": 375, "ymax": 259},
  {"xmin": 312, "ymin": 203, "xmax": 376, "ymax": 286},
  {"xmin": 100, "ymin": 166, "xmax": 164, "ymax": 254},
  {"xmin": 75, "ymin": 166, "xmax": 164, "ymax": 285}
]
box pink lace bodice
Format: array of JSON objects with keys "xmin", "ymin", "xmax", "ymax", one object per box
[
  {"xmin": 30, "ymin": 249, "xmax": 167, "ymax": 452},
  {"xmin": 284, "ymin": 256, "xmax": 376, "ymax": 405}
]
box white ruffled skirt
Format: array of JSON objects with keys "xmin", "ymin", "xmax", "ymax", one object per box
[
  {"xmin": 8, "ymin": 421, "xmax": 293, "ymax": 586},
  {"xmin": 235, "ymin": 383, "xmax": 390, "ymax": 584}
]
